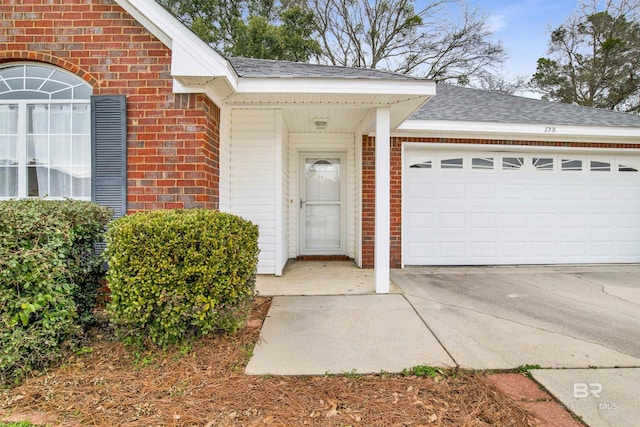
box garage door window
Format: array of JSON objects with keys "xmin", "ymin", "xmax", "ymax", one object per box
[
  {"xmin": 410, "ymin": 160, "xmax": 432, "ymax": 169},
  {"xmin": 472, "ymin": 157, "xmax": 494, "ymax": 169},
  {"xmin": 533, "ymin": 157, "xmax": 554, "ymax": 170},
  {"xmin": 441, "ymin": 157, "xmax": 463, "ymax": 169},
  {"xmin": 590, "ymin": 161, "xmax": 610, "ymax": 171},
  {"xmin": 562, "ymin": 159, "xmax": 582, "ymax": 171},
  {"xmin": 619, "ymin": 164, "xmax": 638, "ymax": 172},
  {"xmin": 502, "ymin": 157, "xmax": 524, "ymax": 170},
  {"xmin": 406, "ymin": 151, "xmax": 640, "ymax": 174}
]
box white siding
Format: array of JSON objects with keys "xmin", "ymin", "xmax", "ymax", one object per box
[
  {"xmin": 288, "ymin": 133, "xmax": 356, "ymax": 259},
  {"xmin": 218, "ymin": 106, "xmax": 231, "ymax": 212},
  {"xmin": 279, "ymin": 115, "xmax": 290, "ymax": 274},
  {"xmin": 354, "ymin": 127, "xmax": 363, "ymax": 267},
  {"xmin": 231, "ymin": 109, "xmax": 277, "ymax": 274}
]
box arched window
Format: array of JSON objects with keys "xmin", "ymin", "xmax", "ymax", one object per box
[{"xmin": 0, "ymin": 63, "xmax": 92, "ymax": 199}]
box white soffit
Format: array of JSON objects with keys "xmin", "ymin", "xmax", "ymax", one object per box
[{"xmin": 397, "ymin": 119, "xmax": 640, "ymax": 143}]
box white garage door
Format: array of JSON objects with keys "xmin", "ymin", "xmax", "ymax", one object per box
[{"xmin": 403, "ymin": 149, "xmax": 640, "ymax": 265}]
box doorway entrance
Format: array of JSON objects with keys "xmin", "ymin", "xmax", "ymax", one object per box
[{"xmin": 299, "ymin": 153, "xmax": 345, "ymax": 255}]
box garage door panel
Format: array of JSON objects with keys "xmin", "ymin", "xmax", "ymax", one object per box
[
  {"xmin": 469, "ymin": 212, "xmax": 496, "ymax": 228},
  {"xmin": 615, "ymin": 186, "xmax": 640, "ymax": 200},
  {"xmin": 529, "ymin": 241, "xmax": 556, "ymax": 257},
  {"xmin": 470, "ymin": 183, "xmax": 497, "ymax": 199},
  {"xmin": 559, "ymin": 242, "xmax": 586, "ymax": 256},
  {"xmin": 500, "ymin": 213, "xmax": 526, "ymax": 228},
  {"xmin": 439, "ymin": 242, "xmax": 465, "ymax": 258},
  {"xmin": 528, "ymin": 184, "xmax": 555, "ymax": 199},
  {"xmin": 404, "ymin": 213, "xmax": 434, "ymax": 230},
  {"xmin": 439, "ymin": 183, "xmax": 465, "ymax": 198},
  {"xmin": 405, "ymin": 182, "xmax": 434, "ymax": 203},
  {"xmin": 403, "ymin": 149, "xmax": 640, "ymax": 265},
  {"xmin": 590, "ymin": 242, "xmax": 614, "ymax": 256},
  {"xmin": 589, "ymin": 186, "xmax": 616, "ymax": 200},
  {"xmin": 502, "ymin": 185, "xmax": 526, "ymax": 199},
  {"xmin": 618, "ymin": 241, "xmax": 640, "ymax": 256},
  {"xmin": 469, "ymin": 242, "xmax": 497, "ymax": 257},
  {"xmin": 438, "ymin": 212, "xmax": 465, "ymax": 228}
]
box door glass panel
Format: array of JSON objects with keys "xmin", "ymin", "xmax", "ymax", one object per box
[
  {"xmin": 305, "ymin": 159, "xmax": 340, "ymax": 201},
  {"xmin": 305, "ymin": 204, "xmax": 341, "ymax": 250},
  {"xmin": 303, "ymin": 157, "xmax": 342, "ymax": 252}
]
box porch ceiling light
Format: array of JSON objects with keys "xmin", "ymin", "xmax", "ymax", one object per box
[{"xmin": 313, "ymin": 117, "xmax": 329, "ymax": 130}]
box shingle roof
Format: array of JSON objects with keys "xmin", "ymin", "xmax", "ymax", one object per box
[
  {"xmin": 227, "ymin": 58, "xmax": 640, "ymax": 127},
  {"xmin": 228, "ymin": 57, "xmax": 416, "ymax": 80},
  {"xmin": 411, "ymin": 83, "xmax": 640, "ymax": 127}
]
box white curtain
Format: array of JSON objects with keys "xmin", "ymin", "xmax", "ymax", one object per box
[
  {"xmin": 49, "ymin": 104, "xmax": 72, "ymax": 197},
  {"xmin": 0, "ymin": 104, "xmax": 18, "ymax": 197},
  {"xmin": 29, "ymin": 104, "xmax": 50, "ymax": 197},
  {"xmin": 71, "ymin": 104, "xmax": 91, "ymax": 198}
]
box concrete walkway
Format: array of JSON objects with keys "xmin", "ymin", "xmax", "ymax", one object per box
[
  {"xmin": 245, "ymin": 294, "xmax": 454, "ymax": 375},
  {"xmin": 248, "ymin": 263, "xmax": 640, "ymax": 426}
]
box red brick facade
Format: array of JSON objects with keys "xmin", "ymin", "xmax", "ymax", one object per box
[
  {"xmin": 362, "ymin": 137, "xmax": 640, "ymax": 268},
  {"xmin": 0, "ymin": 0, "xmax": 220, "ymax": 211}
]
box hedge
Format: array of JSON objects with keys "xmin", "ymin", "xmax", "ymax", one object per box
[
  {"xmin": 105, "ymin": 209, "xmax": 259, "ymax": 347},
  {"xmin": 0, "ymin": 199, "xmax": 112, "ymax": 385}
]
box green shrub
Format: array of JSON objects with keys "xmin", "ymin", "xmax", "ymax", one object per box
[
  {"xmin": 105, "ymin": 209, "xmax": 259, "ymax": 347},
  {"xmin": 0, "ymin": 199, "xmax": 112, "ymax": 385}
]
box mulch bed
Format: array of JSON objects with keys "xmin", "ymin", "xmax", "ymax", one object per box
[{"xmin": 1, "ymin": 297, "xmax": 542, "ymax": 426}]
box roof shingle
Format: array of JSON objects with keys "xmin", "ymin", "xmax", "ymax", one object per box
[
  {"xmin": 411, "ymin": 84, "xmax": 640, "ymax": 127},
  {"xmin": 228, "ymin": 57, "xmax": 416, "ymax": 80}
]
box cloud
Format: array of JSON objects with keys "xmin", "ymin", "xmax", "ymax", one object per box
[{"xmin": 487, "ymin": 13, "xmax": 508, "ymax": 33}]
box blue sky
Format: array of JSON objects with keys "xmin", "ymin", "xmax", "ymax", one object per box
[{"xmin": 467, "ymin": 0, "xmax": 579, "ymax": 79}]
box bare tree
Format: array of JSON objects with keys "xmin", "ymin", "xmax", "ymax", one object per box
[
  {"xmin": 309, "ymin": 0, "xmax": 506, "ymax": 83},
  {"xmin": 470, "ymin": 74, "xmax": 531, "ymax": 96}
]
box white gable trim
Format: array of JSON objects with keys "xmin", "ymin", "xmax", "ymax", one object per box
[
  {"xmin": 115, "ymin": 0, "xmax": 237, "ymax": 88},
  {"xmin": 397, "ymin": 119, "xmax": 640, "ymax": 143}
]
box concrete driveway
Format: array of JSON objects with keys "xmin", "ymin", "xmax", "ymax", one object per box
[
  {"xmin": 391, "ymin": 265, "xmax": 640, "ymax": 369},
  {"xmin": 248, "ymin": 264, "xmax": 640, "ymax": 426},
  {"xmin": 391, "ymin": 265, "xmax": 640, "ymax": 427}
]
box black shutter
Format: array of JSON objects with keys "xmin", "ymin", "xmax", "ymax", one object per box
[{"xmin": 91, "ymin": 95, "xmax": 127, "ymax": 218}]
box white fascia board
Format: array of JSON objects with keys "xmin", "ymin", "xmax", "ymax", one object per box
[
  {"xmin": 236, "ymin": 77, "xmax": 435, "ymax": 96},
  {"xmin": 116, "ymin": 0, "xmax": 238, "ymax": 90},
  {"xmin": 397, "ymin": 119, "xmax": 640, "ymax": 143},
  {"xmin": 401, "ymin": 141, "xmax": 640, "ymax": 155},
  {"xmin": 172, "ymin": 79, "xmax": 230, "ymax": 106}
]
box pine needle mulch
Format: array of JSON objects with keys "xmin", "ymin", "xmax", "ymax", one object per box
[{"xmin": 1, "ymin": 297, "xmax": 542, "ymax": 426}]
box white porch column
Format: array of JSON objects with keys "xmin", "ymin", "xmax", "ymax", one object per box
[{"xmin": 374, "ymin": 107, "xmax": 391, "ymax": 294}]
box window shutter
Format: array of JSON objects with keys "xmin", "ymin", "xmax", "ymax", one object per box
[{"xmin": 91, "ymin": 95, "xmax": 127, "ymax": 217}]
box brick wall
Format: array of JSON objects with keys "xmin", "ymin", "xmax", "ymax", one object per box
[
  {"xmin": 361, "ymin": 137, "xmax": 640, "ymax": 268},
  {"xmin": 0, "ymin": 0, "xmax": 220, "ymax": 211}
]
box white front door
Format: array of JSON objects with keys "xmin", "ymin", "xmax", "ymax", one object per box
[{"xmin": 300, "ymin": 154, "xmax": 345, "ymax": 254}]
